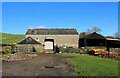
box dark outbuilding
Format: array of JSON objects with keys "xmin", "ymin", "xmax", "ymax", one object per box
[
  {"xmin": 79, "ymin": 32, "xmax": 120, "ymax": 51},
  {"xmin": 79, "ymin": 32, "xmax": 106, "ymax": 47}
]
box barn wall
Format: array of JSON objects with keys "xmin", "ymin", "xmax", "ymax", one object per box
[{"xmin": 26, "ymin": 35, "xmax": 79, "ymax": 48}]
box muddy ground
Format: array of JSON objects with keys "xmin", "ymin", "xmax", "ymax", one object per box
[{"xmin": 2, "ymin": 53, "xmax": 75, "ymax": 76}]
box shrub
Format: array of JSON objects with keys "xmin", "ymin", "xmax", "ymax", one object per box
[
  {"xmin": 80, "ymin": 47, "xmax": 89, "ymax": 54},
  {"xmin": 2, "ymin": 46, "xmax": 12, "ymax": 54},
  {"xmin": 99, "ymin": 52, "xmax": 118, "ymax": 60}
]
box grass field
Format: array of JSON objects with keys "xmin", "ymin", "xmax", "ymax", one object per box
[
  {"xmin": 58, "ymin": 53, "xmax": 118, "ymax": 76},
  {"xmin": 1, "ymin": 33, "xmax": 25, "ymax": 45}
]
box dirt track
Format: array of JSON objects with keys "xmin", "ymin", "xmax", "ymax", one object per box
[{"xmin": 2, "ymin": 54, "xmax": 75, "ymax": 76}]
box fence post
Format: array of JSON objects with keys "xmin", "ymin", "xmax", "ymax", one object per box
[
  {"xmin": 79, "ymin": 48, "xmax": 80, "ymax": 53},
  {"xmin": 15, "ymin": 46, "xmax": 17, "ymax": 52},
  {"xmin": 22, "ymin": 46, "xmax": 23, "ymax": 52},
  {"xmin": 28, "ymin": 46, "xmax": 29, "ymax": 52}
]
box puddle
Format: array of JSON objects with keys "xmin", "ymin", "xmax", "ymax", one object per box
[
  {"xmin": 0, "ymin": 70, "xmax": 17, "ymax": 75},
  {"xmin": 7, "ymin": 72, "xmax": 17, "ymax": 75},
  {"xmin": 45, "ymin": 65, "xmax": 54, "ymax": 68}
]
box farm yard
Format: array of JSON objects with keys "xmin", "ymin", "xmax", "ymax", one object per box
[
  {"xmin": 2, "ymin": 1, "xmax": 120, "ymax": 77},
  {"xmin": 2, "ymin": 52, "xmax": 119, "ymax": 76},
  {"xmin": 1, "ymin": 32, "xmax": 120, "ymax": 76},
  {"xmin": 2, "ymin": 53, "xmax": 75, "ymax": 76}
]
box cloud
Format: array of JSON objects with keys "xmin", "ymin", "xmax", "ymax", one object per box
[{"xmin": 29, "ymin": 26, "xmax": 46, "ymax": 29}]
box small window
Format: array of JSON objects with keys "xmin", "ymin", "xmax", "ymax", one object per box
[
  {"xmin": 26, "ymin": 38, "xmax": 32, "ymax": 41},
  {"xmin": 62, "ymin": 44, "xmax": 66, "ymax": 48},
  {"xmin": 28, "ymin": 38, "xmax": 32, "ymax": 41},
  {"xmin": 36, "ymin": 38, "xmax": 39, "ymax": 41},
  {"xmin": 62, "ymin": 44, "xmax": 65, "ymax": 47}
]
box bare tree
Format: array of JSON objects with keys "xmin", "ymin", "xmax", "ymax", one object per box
[
  {"xmin": 114, "ymin": 32, "xmax": 119, "ymax": 38},
  {"xmin": 87, "ymin": 29, "xmax": 92, "ymax": 34},
  {"xmin": 91, "ymin": 26, "xmax": 102, "ymax": 33},
  {"xmin": 79, "ymin": 32, "xmax": 87, "ymax": 38},
  {"xmin": 80, "ymin": 26, "xmax": 102, "ymax": 36},
  {"xmin": 106, "ymin": 36, "xmax": 115, "ymax": 39}
]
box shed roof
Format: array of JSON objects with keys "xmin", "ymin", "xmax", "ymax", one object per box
[
  {"xmin": 17, "ymin": 36, "xmax": 41, "ymax": 44},
  {"xmin": 80, "ymin": 32, "xmax": 106, "ymax": 39},
  {"xmin": 106, "ymin": 38, "xmax": 120, "ymax": 41},
  {"xmin": 26, "ymin": 29, "xmax": 79, "ymax": 35}
]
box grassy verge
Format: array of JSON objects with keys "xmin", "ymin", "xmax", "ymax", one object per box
[
  {"xmin": 1, "ymin": 33, "xmax": 25, "ymax": 45},
  {"xmin": 57, "ymin": 53, "xmax": 118, "ymax": 76}
]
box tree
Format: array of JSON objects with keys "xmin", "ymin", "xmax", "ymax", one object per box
[
  {"xmin": 79, "ymin": 32, "xmax": 87, "ymax": 38},
  {"xmin": 114, "ymin": 32, "xmax": 119, "ymax": 39},
  {"xmin": 87, "ymin": 29, "xmax": 92, "ymax": 34},
  {"xmin": 91, "ymin": 26, "xmax": 102, "ymax": 33},
  {"xmin": 79, "ymin": 26, "xmax": 103, "ymax": 37},
  {"xmin": 105, "ymin": 36, "xmax": 115, "ymax": 39}
]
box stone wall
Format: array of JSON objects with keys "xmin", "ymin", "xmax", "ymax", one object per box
[
  {"xmin": 80, "ymin": 46, "xmax": 120, "ymax": 53},
  {"xmin": 2, "ymin": 46, "xmax": 12, "ymax": 54},
  {"xmin": 109, "ymin": 48, "xmax": 120, "ymax": 53},
  {"xmin": 26, "ymin": 35, "xmax": 79, "ymax": 48},
  {"xmin": 16, "ymin": 44, "xmax": 44, "ymax": 52}
]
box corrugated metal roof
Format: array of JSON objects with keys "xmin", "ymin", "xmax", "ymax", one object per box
[
  {"xmin": 106, "ymin": 38, "xmax": 120, "ymax": 41},
  {"xmin": 26, "ymin": 29, "xmax": 79, "ymax": 35}
]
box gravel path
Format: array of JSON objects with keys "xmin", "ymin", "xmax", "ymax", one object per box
[{"xmin": 2, "ymin": 53, "xmax": 75, "ymax": 76}]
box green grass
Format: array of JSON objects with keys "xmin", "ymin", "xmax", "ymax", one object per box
[
  {"xmin": 1, "ymin": 33, "xmax": 25, "ymax": 45},
  {"xmin": 58, "ymin": 53, "xmax": 118, "ymax": 76}
]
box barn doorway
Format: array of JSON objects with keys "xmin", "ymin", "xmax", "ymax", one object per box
[{"xmin": 44, "ymin": 39, "xmax": 54, "ymax": 51}]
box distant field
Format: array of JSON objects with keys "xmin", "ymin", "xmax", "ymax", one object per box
[
  {"xmin": 1, "ymin": 33, "xmax": 25, "ymax": 45},
  {"xmin": 58, "ymin": 53, "xmax": 118, "ymax": 76}
]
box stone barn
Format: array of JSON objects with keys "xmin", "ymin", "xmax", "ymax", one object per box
[
  {"xmin": 17, "ymin": 30, "xmax": 120, "ymax": 53},
  {"xmin": 25, "ymin": 29, "xmax": 79, "ymax": 51}
]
